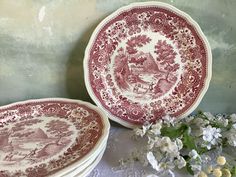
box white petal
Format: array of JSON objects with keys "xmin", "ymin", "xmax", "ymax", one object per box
[
  {"xmin": 189, "ymin": 149, "xmax": 199, "ymax": 159},
  {"xmin": 203, "ymin": 112, "xmax": 215, "ymax": 120},
  {"xmin": 230, "ymin": 114, "xmax": 236, "ymax": 122},
  {"xmin": 175, "ymin": 156, "xmax": 186, "ymax": 169},
  {"xmin": 175, "ymin": 138, "xmax": 183, "ymax": 150},
  {"xmin": 168, "ymin": 170, "xmax": 175, "ymax": 177},
  {"xmin": 232, "ymin": 123, "xmax": 236, "ymax": 129},
  {"xmin": 147, "ymin": 152, "xmax": 160, "ymax": 171}
]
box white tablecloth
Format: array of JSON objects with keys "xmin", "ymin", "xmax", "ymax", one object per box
[{"xmin": 88, "ymin": 124, "xmax": 191, "ymax": 177}]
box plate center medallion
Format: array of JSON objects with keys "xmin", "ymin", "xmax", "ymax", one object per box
[
  {"xmin": 0, "ymin": 116, "xmax": 76, "ymax": 170},
  {"xmin": 112, "ymin": 32, "xmax": 182, "ymax": 101}
]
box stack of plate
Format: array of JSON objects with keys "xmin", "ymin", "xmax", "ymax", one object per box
[
  {"xmin": 0, "ymin": 98, "xmax": 109, "ymax": 177},
  {"xmin": 0, "ymin": 2, "xmax": 212, "ymax": 177}
]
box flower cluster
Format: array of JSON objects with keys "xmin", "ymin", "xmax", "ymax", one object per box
[{"xmin": 125, "ymin": 112, "xmax": 236, "ymax": 177}]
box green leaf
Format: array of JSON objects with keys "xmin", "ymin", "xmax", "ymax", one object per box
[
  {"xmin": 183, "ymin": 156, "xmax": 194, "ymax": 175},
  {"xmin": 231, "ymin": 166, "xmax": 236, "ymax": 177},
  {"xmin": 161, "ymin": 123, "xmax": 197, "ymax": 150},
  {"xmin": 161, "ymin": 124, "xmax": 188, "ymax": 138},
  {"xmin": 198, "ymin": 147, "xmax": 208, "ymax": 154},
  {"xmin": 182, "ymin": 128, "xmax": 197, "ymax": 150},
  {"xmin": 186, "ymin": 161, "xmax": 194, "ymax": 175},
  {"xmin": 197, "ymin": 110, "xmax": 208, "ymax": 120}
]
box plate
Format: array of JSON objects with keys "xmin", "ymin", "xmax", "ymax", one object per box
[
  {"xmin": 0, "ymin": 98, "xmax": 110, "ymax": 177},
  {"xmin": 62, "ymin": 141, "xmax": 107, "ymax": 177},
  {"xmin": 66, "ymin": 143, "xmax": 106, "ymax": 177},
  {"xmin": 84, "ymin": 2, "xmax": 212, "ymax": 128},
  {"xmin": 73, "ymin": 148, "xmax": 105, "ymax": 177},
  {"xmin": 73, "ymin": 146, "xmax": 105, "ymax": 177}
]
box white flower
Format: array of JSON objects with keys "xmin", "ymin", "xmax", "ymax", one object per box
[
  {"xmin": 227, "ymin": 128, "xmax": 236, "ymax": 146},
  {"xmin": 135, "ymin": 122, "xmax": 152, "ymax": 137},
  {"xmin": 143, "ymin": 122, "xmax": 152, "ymax": 133},
  {"xmin": 131, "ymin": 112, "xmax": 236, "ymax": 177},
  {"xmin": 174, "ymin": 156, "xmax": 186, "ymax": 169},
  {"xmin": 163, "ymin": 115, "xmax": 172, "ymax": 121},
  {"xmin": 203, "ymin": 142, "xmax": 211, "ymax": 150},
  {"xmin": 230, "ymin": 113, "xmax": 236, "ymax": 122},
  {"xmin": 215, "ymin": 114, "xmax": 228, "ymax": 127},
  {"xmin": 194, "ymin": 117, "xmax": 209, "ymax": 127},
  {"xmin": 147, "ymin": 137, "xmax": 160, "ymax": 149},
  {"xmin": 189, "ymin": 149, "xmax": 200, "ymax": 160},
  {"xmin": 191, "ymin": 164, "xmax": 202, "ymax": 172},
  {"xmin": 147, "ymin": 152, "xmax": 160, "ymax": 171},
  {"xmin": 175, "ymin": 138, "xmax": 183, "ymax": 150},
  {"xmin": 202, "ymin": 125, "xmax": 222, "ymax": 149},
  {"xmin": 165, "ymin": 161, "xmax": 175, "ymax": 169},
  {"xmin": 222, "ymin": 119, "xmax": 229, "ymax": 127},
  {"xmin": 186, "ymin": 115, "xmax": 195, "ymax": 123},
  {"xmin": 189, "ymin": 151, "xmax": 202, "ymax": 174},
  {"xmin": 167, "ymin": 170, "xmax": 175, "ymax": 177},
  {"xmin": 203, "ymin": 112, "xmax": 215, "ymax": 120},
  {"xmin": 135, "ymin": 128, "xmax": 146, "ymax": 137},
  {"xmin": 150, "ymin": 121, "xmax": 162, "ymax": 135},
  {"xmin": 144, "ymin": 122, "xmax": 152, "ymax": 129},
  {"xmin": 160, "ymin": 137, "xmax": 179, "ymax": 156},
  {"xmin": 162, "ymin": 115, "xmax": 175, "ymax": 126},
  {"xmin": 147, "ymin": 137, "xmax": 155, "ymax": 149}
]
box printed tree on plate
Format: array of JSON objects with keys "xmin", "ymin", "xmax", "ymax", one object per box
[
  {"xmin": 154, "ymin": 40, "xmax": 179, "ymax": 79},
  {"xmin": 0, "ymin": 118, "xmax": 44, "ymax": 147},
  {"xmin": 154, "ymin": 40, "xmax": 178, "ymax": 72},
  {"xmin": 11, "ymin": 119, "xmax": 43, "ymax": 138},
  {"xmin": 0, "ymin": 118, "xmax": 44, "ymax": 162},
  {"xmin": 45, "ymin": 120, "xmax": 73, "ymax": 145},
  {"xmin": 126, "ymin": 35, "xmax": 151, "ymax": 54},
  {"xmin": 151, "ymin": 40, "xmax": 180, "ymax": 94},
  {"xmin": 27, "ymin": 120, "xmax": 75, "ymax": 159}
]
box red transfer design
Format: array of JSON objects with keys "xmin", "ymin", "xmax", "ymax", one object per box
[
  {"xmin": 87, "ymin": 5, "xmax": 209, "ymax": 125},
  {"xmin": 0, "ymin": 100, "xmax": 104, "ymax": 177}
]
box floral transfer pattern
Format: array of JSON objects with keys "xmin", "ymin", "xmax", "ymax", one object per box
[
  {"xmin": 87, "ymin": 6, "xmax": 208, "ymax": 125},
  {"xmin": 0, "ymin": 100, "xmax": 104, "ymax": 177}
]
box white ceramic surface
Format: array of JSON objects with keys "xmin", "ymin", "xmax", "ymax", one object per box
[
  {"xmin": 84, "ymin": 1, "xmax": 212, "ymax": 128},
  {"xmin": 65, "ymin": 143, "xmax": 106, "ymax": 177},
  {"xmin": 62, "ymin": 142, "xmax": 107, "ymax": 177},
  {"xmin": 0, "ymin": 98, "xmax": 110, "ymax": 177}
]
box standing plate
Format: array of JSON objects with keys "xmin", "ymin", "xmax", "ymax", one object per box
[
  {"xmin": 0, "ymin": 98, "xmax": 109, "ymax": 177},
  {"xmin": 84, "ymin": 2, "xmax": 212, "ymax": 128}
]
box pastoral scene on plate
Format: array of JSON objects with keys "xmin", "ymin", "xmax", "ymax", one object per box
[
  {"xmin": 113, "ymin": 35, "xmax": 181, "ymax": 100},
  {"xmin": 0, "ymin": 117, "xmax": 75, "ymax": 168}
]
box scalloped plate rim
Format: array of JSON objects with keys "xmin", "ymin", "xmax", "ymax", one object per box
[
  {"xmin": 0, "ymin": 98, "xmax": 110, "ymax": 177},
  {"xmin": 83, "ymin": 1, "xmax": 212, "ymax": 128}
]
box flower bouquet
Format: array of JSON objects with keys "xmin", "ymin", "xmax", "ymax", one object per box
[{"xmin": 121, "ymin": 112, "xmax": 236, "ymax": 177}]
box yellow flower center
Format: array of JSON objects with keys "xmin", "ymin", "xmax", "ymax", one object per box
[
  {"xmin": 198, "ymin": 171, "xmax": 208, "ymax": 177},
  {"xmin": 213, "ymin": 168, "xmax": 222, "ymax": 177},
  {"xmin": 217, "ymin": 156, "xmax": 226, "ymax": 166},
  {"xmin": 222, "ymin": 168, "xmax": 231, "ymax": 177}
]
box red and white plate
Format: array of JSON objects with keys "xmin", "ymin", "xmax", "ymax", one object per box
[
  {"xmin": 84, "ymin": 2, "xmax": 212, "ymax": 128},
  {"xmin": 66, "ymin": 143, "xmax": 106, "ymax": 177},
  {"xmin": 0, "ymin": 98, "xmax": 110, "ymax": 177}
]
